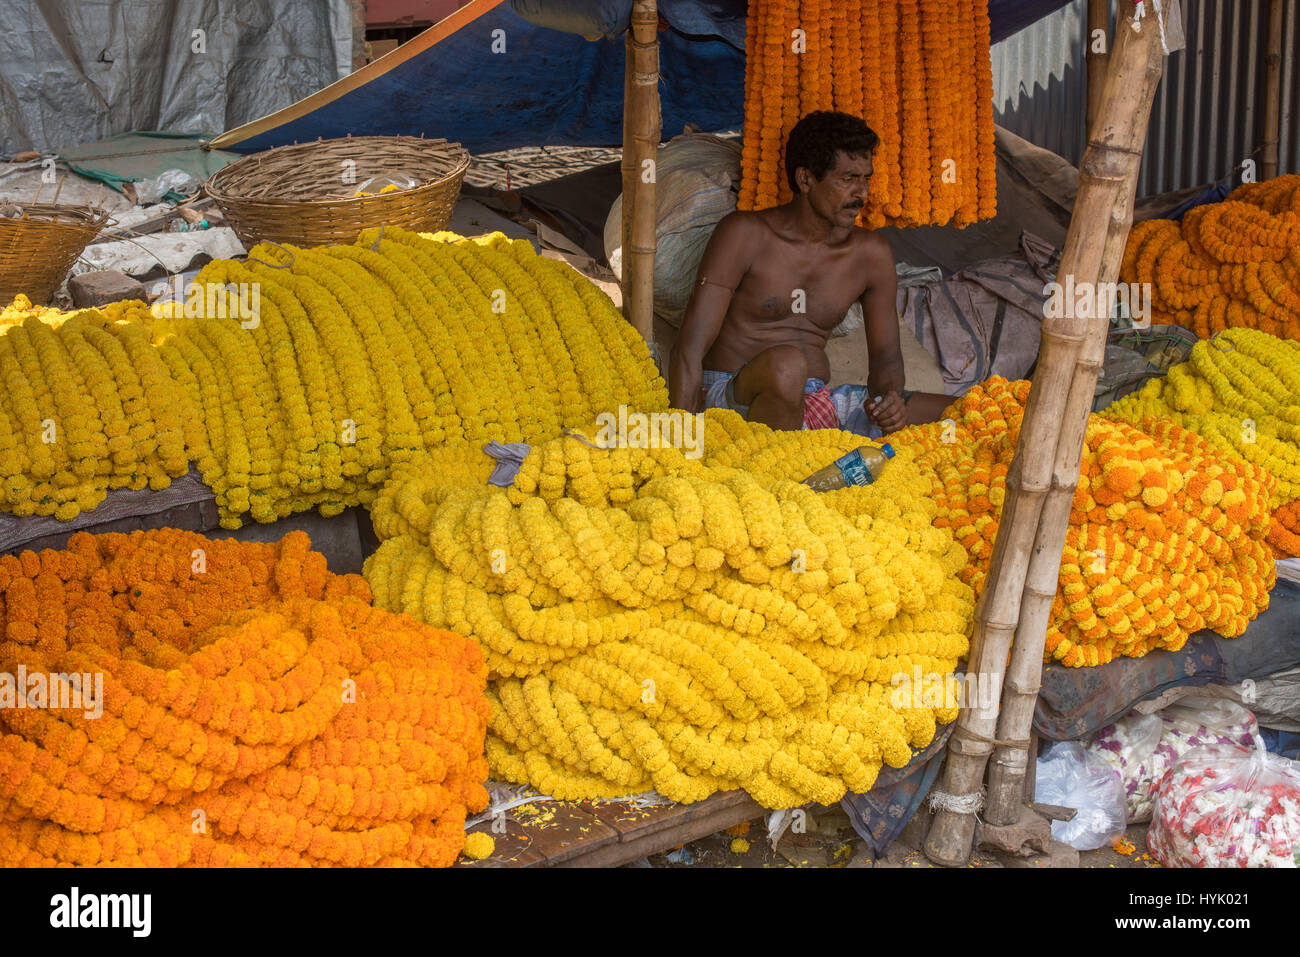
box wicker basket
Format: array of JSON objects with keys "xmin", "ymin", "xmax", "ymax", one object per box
[
  {"xmin": 204, "ymin": 135, "xmax": 471, "ymax": 249},
  {"xmin": 0, "ymin": 203, "xmax": 110, "ymax": 305}
]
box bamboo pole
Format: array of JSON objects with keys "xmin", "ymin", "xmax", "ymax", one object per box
[
  {"xmin": 620, "ymin": 0, "xmax": 660, "ymax": 344},
  {"xmin": 924, "ymin": 1, "xmax": 1172, "ymax": 863},
  {"xmin": 1086, "ymin": 0, "xmax": 1111, "ymax": 137},
  {"xmin": 983, "ymin": 8, "xmax": 1172, "ymax": 827},
  {"xmin": 1263, "ymin": 0, "xmax": 1284, "ymax": 181}
]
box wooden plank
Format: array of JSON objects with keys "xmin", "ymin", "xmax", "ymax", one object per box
[
  {"xmin": 587, "ymin": 789, "xmax": 752, "ymax": 843},
  {"xmin": 566, "ymin": 799, "xmax": 763, "ymax": 868},
  {"xmin": 456, "ymin": 800, "xmax": 619, "ymax": 868}
]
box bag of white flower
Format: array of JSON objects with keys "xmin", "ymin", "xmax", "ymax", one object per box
[
  {"xmin": 1033, "ymin": 741, "xmax": 1128, "ymax": 851},
  {"xmin": 1148, "ymin": 737, "xmax": 1300, "ymax": 868},
  {"xmin": 1090, "ymin": 695, "xmax": 1260, "ymax": 823}
]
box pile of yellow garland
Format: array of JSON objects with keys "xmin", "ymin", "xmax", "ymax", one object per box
[
  {"xmin": 1104, "ymin": 327, "xmax": 1300, "ymax": 557},
  {"xmin": 0, "ymin": 529, "xmax": 490, "ymax": 867},
  {"xmin": 889, "ymin": 378, "xmax": 1276, "ymax": 668},
  {"xmin": 362, "ymin": 414, "xmax": 975, "ymax": 808},
  {"xmin": 1120, "ymin": 175, "xmax": 1300, "ymax": 338},
  {"xmin": 0, "ymin": 228, "xmax": 666, "ymax": 526},
  {"xmin": 739, "ymin": 0, "xmax": 997, "ymax": 227}
]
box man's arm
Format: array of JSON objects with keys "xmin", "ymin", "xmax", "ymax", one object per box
[
  {"xmin": 859, "ymin": 233, "xmax": 908, "ymax": 431},
  {"xmin": 668, "ymin": 213, "xmax": 752, "ymax": 411}
]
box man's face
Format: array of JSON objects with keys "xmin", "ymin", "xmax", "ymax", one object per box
[{"xmin": 799, "ymin": 150, "xmax": 873, "ymax": 226}]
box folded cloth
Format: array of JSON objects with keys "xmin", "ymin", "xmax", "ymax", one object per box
[{"xmin": 700, "ymin": 369, "xmax": 884, "ymax": 438}]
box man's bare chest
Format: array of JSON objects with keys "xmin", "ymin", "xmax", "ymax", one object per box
[{"xmin": 733, "ymin": 255, "xmax": 866, "ymax": 327}]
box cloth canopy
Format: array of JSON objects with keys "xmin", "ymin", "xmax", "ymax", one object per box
[{"xmin": 213, "ymin": 0, "xmax": 1076, "ymax": 156}]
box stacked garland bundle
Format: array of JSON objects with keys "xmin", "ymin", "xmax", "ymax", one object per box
[
  {"xmin": 0, "ymin": 298, "xmax": 192, "ymax": 520},
  {"xmin": 891, "ymin": 378, "xmax": 1276, "ymax": 667},
  {"xmin": 739, "ymin": 0, "xmax": 996, "ymax": 227},
  {"xmin": 1120, "ymin": 175, "xmax": 1300, "ymax": 338},
  {"xmin": 1103, "ymin": 329, "xmax": 1300, "ymax": 557},
  {"xmin": 363, "ymin": 418, "xmax": 975, "ymax": 808},
  {"xmin": 0, "ymin": 529, "xmax": 490, "ymax": 867},
  {"xmin": 0, "ymin": 228, "xmax": 666, "ymax": 527}
]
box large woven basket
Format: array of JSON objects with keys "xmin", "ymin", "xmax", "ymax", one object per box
[
  {"xmin": 204, "ymin": 135, "xmax": 471, "ymax": 249},
  {"xmin": 0, "ymin": 204, "xmax": 109, "ymax": 305}
]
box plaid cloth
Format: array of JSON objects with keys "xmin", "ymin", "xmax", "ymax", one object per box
[{"xmin": 700, "ymin": 371, "xmax": 884, "ymax": 438}]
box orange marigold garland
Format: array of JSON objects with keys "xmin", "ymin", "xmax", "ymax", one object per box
[
  {"xmin": 739, "ymin": 0, "xmax": 997, "ymax": 227},
  {"xmin": 0, "ymin": 529, "xmax": 489, "ymax": 867},
  {"xmin": 1119, "ymin": 175, "xmax": 1300, "ymax": 339},
  {"xmin": 890, "ymin": 377, "xmax": 1276, "ymax": 667}
]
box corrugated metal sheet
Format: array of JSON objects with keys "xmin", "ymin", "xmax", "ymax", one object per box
[{"xmin": 992, "ymin": 0, "xmax": 1299, "ymax": 197}]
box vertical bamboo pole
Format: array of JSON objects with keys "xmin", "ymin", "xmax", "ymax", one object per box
[
  {"xmin": 983, "ymin": 7, "xmax": 1173, "ymax": 827},
  {"xmin": 924, "ymin": 1, "xmax": 1172, "ymax": 863},
  {"xmin": 621, "ymin": 0, "xmax": 661, "ymax": 344},
  {"xmin": 1086, "ymin": 0, "xmax": 1111, "ymax": 137},
  {"xmin": 1263, "ymin": 0, "xmax": 1284, "ymax": 181}
]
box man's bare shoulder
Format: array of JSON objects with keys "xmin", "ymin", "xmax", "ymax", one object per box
[
  {"xmin": 711, "ymin": 209, "xmax": 769, "ymax": 239},
  {"xmin": 850, "ymin": 225, "xmax": 896, "ymax": 264}
]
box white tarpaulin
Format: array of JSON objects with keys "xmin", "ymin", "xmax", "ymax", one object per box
[{"xmin": 0, "ymin": 0, "xmax": 352, "ymax": 155}]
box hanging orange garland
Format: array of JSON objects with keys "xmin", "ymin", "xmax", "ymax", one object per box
[{"xmin": 739, "ymin": 0, "xmax": 998, "ymax": 227}]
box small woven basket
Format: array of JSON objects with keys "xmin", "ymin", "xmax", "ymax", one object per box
[
  {"xmin": 0, "ymin": 204, "xmax": 109, "ymax": 305},
  {"xmin": 204, "ymin": 135, "xmax": 471, "ymax": 249}
]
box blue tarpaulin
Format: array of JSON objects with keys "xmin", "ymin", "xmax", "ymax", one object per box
[{"xmin": 214, "ymin": 0, "xmax": 1077, "ymax": 156}]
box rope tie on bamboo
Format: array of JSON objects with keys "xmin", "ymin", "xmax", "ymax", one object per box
[
  {"xmin": 928, "ymin": 786, "xmax": 985, "ymax": 815},
  {"xmin": 1130, "ymin": 0, "xmax": 1172, "ymax": 54}
]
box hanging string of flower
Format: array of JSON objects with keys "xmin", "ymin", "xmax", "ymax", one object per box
[
  {"xmin": 738, "ymin": 0, "xmax": 997, "ymax": 227},
  {"xmin": 0, "ymin": 229, "xmax": 667, "ymax": 527},
  {"xmin": 888, "ymin": 377, "xmax": 1276, "ymax": 668},
  {"xmin": 1120, "ymin": 174, "xmax": 1300, "ymax": 339},
  {"xmin": 363, "ymin": 416, "xmax": 975, "ymax": 809},
  {"xmin": 1103, "ymin": 327, "xmax": 1300, "ymax": 557},
  {"xmin": 0, "ymin": 529, "xmax": 490, "ymax": 867}
]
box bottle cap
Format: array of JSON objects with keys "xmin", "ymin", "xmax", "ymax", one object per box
[{"xmin": 882, "ymin": 443, "xmax": 895, "ymax": 459}]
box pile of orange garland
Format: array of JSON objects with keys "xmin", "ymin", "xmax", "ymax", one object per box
[
  {"xmin": 1121, "ymin": 175, "xmax": 1300, "ymax": 338},
  {"xmin": 891, "ymin": 378, "xmax": 1276, "ymax": 667},
  {"xmin": 739, "ymin": 0, "xmax": 997, "ymax": 226},
  {"xmin": 0, "ymin": 529, "xmax": 489, "ymax": 867}
]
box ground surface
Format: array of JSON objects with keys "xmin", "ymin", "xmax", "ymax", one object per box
[{"xmin": 645, "ymin": 806, "xmax": 1158, "ymax": 869}]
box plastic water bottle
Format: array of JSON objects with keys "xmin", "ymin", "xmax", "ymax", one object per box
[{"xmin": 802, "ymin": 443, "xmax": 894, "ymax": 492}]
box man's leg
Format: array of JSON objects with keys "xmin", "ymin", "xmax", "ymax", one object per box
[
  {"xmin": 903, "ymin": 391, "xmax": 955, "ymax": 426},
  {"xmin": 732, "ymin": 346, "xmax": 807, "ymax": 431}
]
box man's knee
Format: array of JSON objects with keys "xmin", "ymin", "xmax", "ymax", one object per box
[{"xmin": 740, "ymin": 345, "xmax": 807, "ymax": 404}]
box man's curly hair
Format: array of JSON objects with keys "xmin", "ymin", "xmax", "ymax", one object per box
[{"xmin": 784, "ymin": 111, "xmax": 880, "ymax": 192}]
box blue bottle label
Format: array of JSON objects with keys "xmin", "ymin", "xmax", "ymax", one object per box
[{"xmin": 834, "ymin": 449, "xmax": 876, "ymax": 486}]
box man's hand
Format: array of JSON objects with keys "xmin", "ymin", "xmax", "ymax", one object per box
[{"xmin": 866, "ymin": 392, "xmax": 907, "ymax": 433}]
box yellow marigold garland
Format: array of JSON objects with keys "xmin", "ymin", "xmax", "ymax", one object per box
[
  {"xmin": 738, "ymin": 0, "xmax": 997, "ymax": 227},
  {"xmin": 0, "ymin": 228, "xmax": 666, "ymax": 526},
  {"xmin": 1104, "ymin": 327, "xmax": 1300, "ymax": 556},
  {"xmin": 363, "ymin": 418, "xmax": 974, "ymax": 808},
  {"xmin": 888, "ymin": 378, "xmax": 1276, "ymax": 668},
  {"xmin": 0, "ymin": 528, "xmax": 489, "ymax": 867}
]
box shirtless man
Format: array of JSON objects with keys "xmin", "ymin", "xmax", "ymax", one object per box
[{"xmin": 669, "ymin": 110, "xmax": 950, "ymax": 436}]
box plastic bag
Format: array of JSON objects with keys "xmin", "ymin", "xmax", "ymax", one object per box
[
  {"xmin": 1090, "ymin": 712, "xmax": 1163, "ymax": 822},
  {"xmin": 1090, "ymin": 695, "xmax": 1258, "ymax": 823},
  {"xmin": 1148, "ymin": 737, "xmax": 1300, "ymax": 868},
  {"xmin": 1034, "ymin": 741, "xmax": 1127, "ymax": 850}
]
